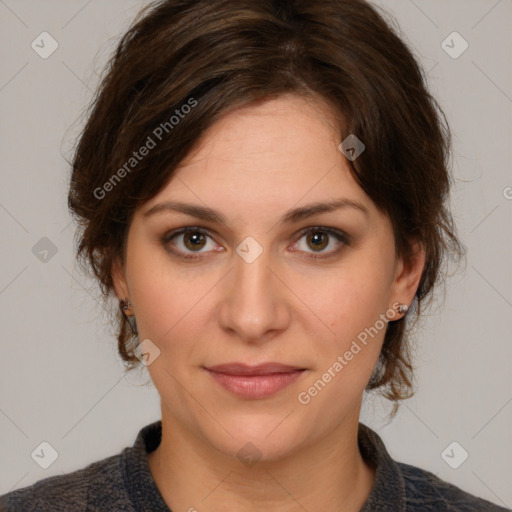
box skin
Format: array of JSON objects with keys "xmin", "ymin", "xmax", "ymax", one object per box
[{"xmin": 113, "ymin": 93, "xmax": 425, "ymax": 512}]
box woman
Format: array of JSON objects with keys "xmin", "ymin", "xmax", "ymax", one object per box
[{"xmin": 0, "ymin": 0, "xmax": 508, "ymax": 510}]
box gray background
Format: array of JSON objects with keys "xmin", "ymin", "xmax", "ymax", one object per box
[{"xmin": 1, "ymin": 0, "xmax": 511, "ymax": 506}]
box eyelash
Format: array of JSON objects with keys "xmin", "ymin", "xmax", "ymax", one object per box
[{"xmin": 161, "ymin": 226, "xmax": 350, "ymax": 261}]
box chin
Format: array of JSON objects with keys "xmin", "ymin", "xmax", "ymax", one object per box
[{"xmin": 201, "ymin": 412, "xmax": 310, "ymax": 464}]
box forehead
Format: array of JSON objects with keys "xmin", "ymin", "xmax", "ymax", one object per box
[
  {"xmin": 177, "ymin": 94, "xmax": 341, "ymax": 169},
  {"xmin": 142, "ymin": 94, "xmax": 374, "ymax": 223}
]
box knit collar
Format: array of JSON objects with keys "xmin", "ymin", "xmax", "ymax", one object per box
[
  {"xmin": 122, "ymin": 420, "xmax": 406, "ymax": 511},
  {"xmin": 123, "ymin": 420, "xmax": 170, "ymax": 511},
  {"xmin": 358, "ymin": 422, "xmax": 407, "ymax": 511}
]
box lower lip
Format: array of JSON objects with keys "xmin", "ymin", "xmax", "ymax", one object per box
[{"xmin": 206, "ymin": 369, "xmax": 305, "ymax": 399}]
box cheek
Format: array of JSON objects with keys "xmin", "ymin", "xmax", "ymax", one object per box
[
  {"xmin": 305, "ymin": 257, "xmax": 391, "ymax": 342},
  {"xmin": 297, "ymin": 275, "xmax": 388, "ymax": 413},
  {"xmin": 130, "ymin": 275, "xmax": 201, "ymax": 346},
  {"xmin": 125, "ymin": 245, "xmax": 221, "ymax": 363},
  {"xmin": 125, "ymin": 239, "xmax": 185, "ymax": 342},
  {"xmin": 294, "ymin": 258, "xmax": 391, "ymax": 401}
]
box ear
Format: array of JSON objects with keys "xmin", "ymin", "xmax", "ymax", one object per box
[
  {"xmin": 390, "ymin": 240, "xmax": 426, "ymax": 308},
  {"xmin": 112, "ymin": 257, "xmax": 130, "ymax": 301}
]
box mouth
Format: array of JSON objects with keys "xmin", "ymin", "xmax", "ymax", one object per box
[{"xmin": 204, "ymin": 362, "xmax": 307, "ymax": 399}]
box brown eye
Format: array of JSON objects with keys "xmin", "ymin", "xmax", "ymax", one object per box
[
  {"xmin": 183, "ymin": 231, "xmax": 207, "ymax": 251},
  {"xmin": 306, "ymin": 231, "xmax": 329, "ymax": 251},
  {"xmin": 163, "ymin": 227, "xmax": 219, "ymax": 259},
  {"xmin": 292, "ymin": 227, "xmax": 349, "ymax": 260}
]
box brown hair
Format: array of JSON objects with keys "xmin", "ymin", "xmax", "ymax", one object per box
[{"xmin": 67, "ymin": 0, "xmax": 465, "ymax": 406}]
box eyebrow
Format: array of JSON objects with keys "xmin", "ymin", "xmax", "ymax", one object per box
[{"xmin": 143, "ymin": 198, "xmax": 369, "ymax": 225}]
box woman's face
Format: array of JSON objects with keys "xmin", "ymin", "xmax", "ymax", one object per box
[{"xmin": 114, "ymin": 93, "xmax": 423, "ymax": 461}]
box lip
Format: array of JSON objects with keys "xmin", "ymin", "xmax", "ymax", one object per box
[
  {"xmin": 204, "ymin": 363, "xmax": 306, "ymax": 399},
  {"xmin": 206, "ymin": 362, "xmax": 304, "ymax": 375}
]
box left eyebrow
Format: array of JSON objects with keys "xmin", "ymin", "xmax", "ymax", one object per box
[
  {"xmin": 142, "ymin": 198, "xmax": 369, "ymax": 225},
  {"xmin": 279, "ymin": 198, "xmax": 369, "ymax": 223}
]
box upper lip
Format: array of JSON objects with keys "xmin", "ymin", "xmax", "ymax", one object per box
[{"xmin": 205, "ymin": 363, "xmax": 305, "ymax": 376}]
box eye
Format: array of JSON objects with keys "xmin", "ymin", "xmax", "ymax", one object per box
[
  {"xmin": 162, "ymin": 226, "xmax": 349, "ymax": 261},
  {"xmin": 162, "ymin": 227, "xmax": 221, "ymax": 259},
  {"xmin": 291, "ymin": 227, "xmax": 349, "ymax": 259}
]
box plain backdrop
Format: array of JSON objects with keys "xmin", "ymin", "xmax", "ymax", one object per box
[{"xmin": 1, "ymin": 0, "xmax": 511, "ymax": 507}]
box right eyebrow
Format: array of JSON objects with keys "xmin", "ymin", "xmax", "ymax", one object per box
[{"xmin": 143, "ymin": 201, "xmax": 228, "ymax": 224}]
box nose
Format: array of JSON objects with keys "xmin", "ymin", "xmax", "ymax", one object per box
[{"xmin": 218, "ymin": 241, "xmax": 291, "ymax": 345}]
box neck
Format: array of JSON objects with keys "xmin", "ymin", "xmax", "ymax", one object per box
[{"xmin": 147, "ymin": 407, "xmax": 375, "ymax": 512}]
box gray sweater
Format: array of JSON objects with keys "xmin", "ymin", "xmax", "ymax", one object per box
[{"xmin": 0, "ymin": 420, "xmax": 509, "ymax": 511}]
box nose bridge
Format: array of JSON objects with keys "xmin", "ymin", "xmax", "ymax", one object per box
[{"xmin": 219, "ymin": 237, "xmax": 288, "ymax": 342}]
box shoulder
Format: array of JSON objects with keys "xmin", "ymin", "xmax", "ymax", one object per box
[
  {"xmin": 398, "ymin": 461, "xmax": 511, "ymax": 512},
  {"xmin": 0, "ymin": 450, "xmax": 131, "ymax": 512},
  {"xmin": 358, "ymin": 423, "xmax": 509, "ymax": 512}
]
